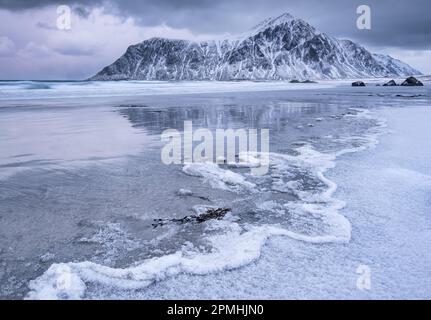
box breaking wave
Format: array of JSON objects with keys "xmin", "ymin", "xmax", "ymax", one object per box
[{"xmin": 24, "ymin": 82, "xmax": 52, "ymax": 90}]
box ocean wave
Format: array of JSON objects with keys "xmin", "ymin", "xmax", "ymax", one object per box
[
  {"xmin": 0, "ymin": 80, "xmax": 340, "ymax": 101},
  {"xmin": 0, "ymin": 81, "xmax": 52, "ymax": 91},
  {"xmin": 24, "ymin": 83, "xmax": 52, "ymax": 90}
]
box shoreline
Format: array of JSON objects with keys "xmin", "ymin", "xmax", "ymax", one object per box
[{"xmin": 0, "ymin": 86, "xmax": 429, "ymax": 299}]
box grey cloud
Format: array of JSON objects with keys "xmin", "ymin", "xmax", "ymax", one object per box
[
  {"xmin": 74, "ymin": 6, "xmax": 92, "ymax": 18},
  {"xmin": 36, "ymin": 21, "xmax": 58, "ymax": 30},
  {"xmin": 0, "ymin": 36, "xmax": 16, "ymax": 56},
  {"xmin": 53, "ymin": 45, "xmax": 98, "ymax": 56},
  {"xmin": 0, "ymin": 0, "xmax": 430, "ymax": 49},
  {"xmin": 0, "ymin": 0, "xmax": 102, "ymax": 10}
]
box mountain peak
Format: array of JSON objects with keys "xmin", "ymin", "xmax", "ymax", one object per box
[
  {"xmin": 252, "ymin": 13, "xmax": 296, "ymax": 30},
  {"xmin": 90, "ymin": 12, "xmax": 421, "ymax": 81}
]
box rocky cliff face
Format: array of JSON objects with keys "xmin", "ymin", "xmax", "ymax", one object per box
[{"xmin": 90, "ymin": 13, "xmax": 421, "ymax": 81}]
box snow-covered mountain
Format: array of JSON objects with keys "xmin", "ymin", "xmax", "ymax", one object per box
[{"xmin": 90, "ymin": 13, "xmax": 421, "ymax": 81}]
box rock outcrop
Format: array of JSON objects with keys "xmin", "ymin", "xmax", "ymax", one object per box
[
  {"xmin": 383, "ymin": 80, "xmax": 397, "ymax": 86},
  {"xmin": 352, "ymin": 81, "xmax": 366, "ymax": 87},
  {"xmin": 401, "ymin": 76, "xmax": 424, "ymax": 86}
]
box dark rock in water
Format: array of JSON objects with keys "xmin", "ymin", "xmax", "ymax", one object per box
[
  {"xmin": 395, "ymin": 94, "xmax": 425, "ymax": 98},
  {"xmin": 352, "ymin": 81, "xmax": 366, "ymax": 87},
  {"xmin": 290, "ymin": 79, "xmax": 317, "ymax": 84},
  {"xmin": 401, "ymin": 76, "xmax": 424, "ymax": 86},
  {"xmin": 152, "ymin": 208, "xmax": 231, "ymax": 228},
  {"xmin": 383, "ymin": 80, "xmax": 397, "ymax": 86}
]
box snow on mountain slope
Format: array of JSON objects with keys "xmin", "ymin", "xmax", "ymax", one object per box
[
  {"xmin": 90, "ymin": 13, "xmax": 421, "ymax": 81},
  {"xmin": 372, "ymin": 53, "xmax": 422, "ymax": 77}
]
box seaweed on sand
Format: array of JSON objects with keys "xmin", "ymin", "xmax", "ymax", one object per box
[{"xmin": 152, "ymin": 208, "xmax": 231, "ymax": 228}]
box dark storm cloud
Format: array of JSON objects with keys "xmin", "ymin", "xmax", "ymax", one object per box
[
  {"xmin": 0, "ymin": 0, "xmax": 102, "ymax": 10},
  {"xmin": 0, "ymin": 0, "xmax": 430, "ymax": 49},
  {"xmin": 74, "ymin": 6, "xmax": 92, "ymax": 18}
]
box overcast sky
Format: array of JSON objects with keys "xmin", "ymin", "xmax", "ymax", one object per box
[{"xmin": 0, "ymin": 0, "xmax": 430, "ymax": 79}]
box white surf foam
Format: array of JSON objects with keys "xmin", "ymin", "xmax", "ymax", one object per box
[
  {"xmin": 182, "ymin": 162, "xmax": 256, "ymax": 192},
  {"xmin": 27, "ymin": 221, "xmax": 288, "ymax": 300},
  {"xmin": 0, "ymin": 80, "xmax": 341, "ymax": 101},
  {"xmin": 265, "ymin": 148, "xmax": 351, "ymax": 242},
  {"xmin": 26, "ymin": 108, "xmax": 386, "ymax": 300}
]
